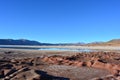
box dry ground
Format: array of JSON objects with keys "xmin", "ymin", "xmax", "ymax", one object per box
[{"xmin": 0, "ymin": 48, "xmax": 120, "ymax": 80}]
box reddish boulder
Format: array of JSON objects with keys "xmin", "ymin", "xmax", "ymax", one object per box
[
  {"xmin": 92, "ymin": 60, "xmax": 105, "ymax": 69},
  {"xmin": 104, "ymin": 63, "xmax": 115, "ymax": 71},
  {"xmin": 86, "ymin": 61, "xmax": 92, "ymax": 67},
  {"xmin": 113, "ymin": 65, "xmax": 120, "ymax": 70},
  {"xmin": 47, "ymin": 58, "xmax": 56, "ymax": 64},
  {"xmin": 76, "ymin": 61, "xmax": 84, "ymax": 67},
  {"xmin": 112, "ymin": 69, "xmax": 119, "ymax": 76},
  {"xmin": 73, "ymin": 61, "xmax": 80, "ymax": 65},
  {"xmin": 63, "ymin": 60, "xmax": 69, "ymax": 63},
  {"xmin": 42, "ymin": 57, "xmax": 49, "ymax": 62},
  {"xmin": 60, "ymin": 59, "xmax": 72, "ymax": 65},
  {"xmin": 67, "ymin": 61, "xmax": 74, "ymax": 65},
  {"xmin": 56, "ymin": 57, "xmax": 63, "ymax": 61},
  {"xmin": 91, "ymin": 57, "xmax": 99, "ymax": 61}
]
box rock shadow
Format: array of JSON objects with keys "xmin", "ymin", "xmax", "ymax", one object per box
[{"xmin": 36, "ymin": 70, "xmax": 70, "ymax": 80}]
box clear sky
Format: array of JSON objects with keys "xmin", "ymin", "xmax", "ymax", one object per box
[{"xmin": 0, "ymin": 0, "xmax": 120, "ymax": 43}]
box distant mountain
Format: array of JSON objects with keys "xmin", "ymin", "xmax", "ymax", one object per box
[
  {"xmin": 0, "ymin": 39, "xmax": 86, "ymax": 46},
  {"xmin": 0, "ymin": 39, "xmax": 52, "ymax": 45},
  {"xmin": 86, "ymin": 39, "xmax": 120, "ymax": 46},
  {"xmin": 1, "ymin": 38, "xmax": 120, "ymax": 46},
  {"xmin": 107, "ymin": 39, "xmax": 120, "ymax": 43}
]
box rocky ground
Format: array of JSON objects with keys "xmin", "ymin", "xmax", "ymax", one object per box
[{"xmin": 0, "ymin": 49, "xmax": 120, "ymax": 80}]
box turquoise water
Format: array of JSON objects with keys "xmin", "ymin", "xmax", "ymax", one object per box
[
  {"xmin": 38, "ymin": 48, "xmax": 93, "ymax": 52},
  {"xmin": 0, "ymin": 46, "xmax": 94, "ymax": 52}
]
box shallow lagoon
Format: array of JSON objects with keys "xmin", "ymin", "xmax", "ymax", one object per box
[{"xmin": 0, "ymin": 46, "xmax": 94, "ymax": 52}]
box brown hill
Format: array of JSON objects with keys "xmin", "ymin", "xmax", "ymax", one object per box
[
  {"xmin": 108, "ymin": 39, "xmax": 120, "ymax": 43},
  {"xmin": 86, "ymin": 39, "xmax": 120, "ymax": 46}
]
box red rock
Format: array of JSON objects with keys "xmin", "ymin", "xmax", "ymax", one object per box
[
  {"xmin": 52, "ymin": 59, "xmax": 60, "ymax": 64},
  {"xmin": 59, "ymin": 59, "xmax": 72, "ymax": 65},
  {"xmin": 112, "ymin": 69, "xmax": 119, "ymax": 75},
  {"xmin": 92, "ymin": 60, "xmax": 105, "ymax": 69},
  {"xmin": 42, "ymin": 57, "xmax": 49, "ymax": 62},
  {"xmin": 76, "ymin": 62, "xmax": 84, "ymax": 67},
  {"xmin": 56, "ymin": 57, "xmax": 63, "ymax": 61},
  {"xmin": 63, "ymin": 60, "xmax": 69, "ymax": 63},
  {"xmin": 67, "ymin": 61, "xmax": 74, "ymax": 65},
  {"xmin": 29, "ymin": 58, "xmax": 34, "ymax": 61},
  {"xmin": 47, "ymin": 58, "xmax": 57, "ymax": 64},
  {"xmin": 86, "ymin": 61, "xmax": 92, "ymax": 67},
  {"xmin": 104, "ymin": 63, "xmax": 115, "ymax": 71},
  {"xmin": 51, "ymin": 57, "xmax": 57, "ymax": 62},
  {"xmin": 91, "ymin": 57, "xmax": 99, "ymax": 61},
  {"xmin": 73, "ymin": 61, "xmax": 80, "ymax": 65},
  {"xmin": 113, "ymin": 65, "xmax": 120, "ymax": 70}
]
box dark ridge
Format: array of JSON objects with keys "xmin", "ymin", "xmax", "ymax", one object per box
[
  {"xmin": 0, "ymin": 39, "xmax": 52, "ymax": 45},
  {"xmin": 0, "ymin": 39, "xmax": 85, "ymax": 46}
]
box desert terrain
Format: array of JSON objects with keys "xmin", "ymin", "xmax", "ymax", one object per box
[
  {"xmin": 0, "ymin": 47, "xmax": 120, "ymax": 80},
  {"xmin": 1, "ymin": 0, "xmax": 120, "ymax": 79}
]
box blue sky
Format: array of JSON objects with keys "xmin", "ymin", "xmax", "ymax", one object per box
[{"xmin": 0, "ymin": 0, "xmax": 120, "ymax": 43}]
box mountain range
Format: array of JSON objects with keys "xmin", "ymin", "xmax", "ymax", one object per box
[
  {"xmin": 0, "ymin": 39, "xmax": 120, "ymax": 46},
  {"xmin": 0, "ymin": 39, "xmax": 52, "ymax": 45}
]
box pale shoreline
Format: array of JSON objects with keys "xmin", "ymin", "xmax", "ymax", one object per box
[{"xmin": 0, "ymin": 45, "xmax": 120, "ymax": 51}]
